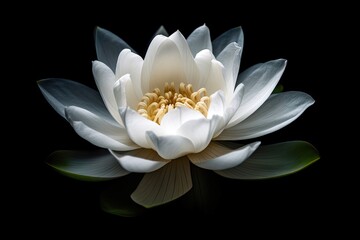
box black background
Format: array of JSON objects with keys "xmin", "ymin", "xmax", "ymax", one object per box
[{"xmin": 8, "ymin": 1, "xmax": 335, "ymax": 236}]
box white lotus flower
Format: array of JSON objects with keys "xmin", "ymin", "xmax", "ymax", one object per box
[{"xmin": 39, "ymin": 25, "xmax": 318, "ymax": 208}]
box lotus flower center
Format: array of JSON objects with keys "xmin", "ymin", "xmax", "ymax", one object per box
[{"xmin": 137, "ymin": 82, "xmax": 210, "ymax": 124}]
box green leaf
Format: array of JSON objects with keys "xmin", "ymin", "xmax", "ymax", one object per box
[
  {"xmin": 215, "ymin": 141, "xmax": 319, "ymax": 179},
  {"xmin": 100, "ymin": 175, "xmax": 145, "ymax": 217},
  {"xmin": 47, "ymin": 149, "xmax": 129, "ymax": 181},
  {"xmin": 272, "ymin": 84, "xmax": 284, "ymax": 94}
]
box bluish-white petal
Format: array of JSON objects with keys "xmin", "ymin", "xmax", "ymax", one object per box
[
  {"xmin": 65, "ymin": 106, "xmax": 138, "ymax": 151},
  {"xmin": 215, "ymin": 141, "xmax": 320, "ymax": 179},
  {"xmin": 212, "ymin": 26, "xmax": 244, "ymax": 57},
  {"xmin": 194, "ymin": 49, "xmax": 215, "ymax": 89},
  {"xmin": 110, "ymin": 149, "xmax": 169, "ymax": 173},
  {"xmin": 115, "ymin": 49, "xmax": 143, "ymax": 100},
  {"xmin": 218, "ymin": 91, "xmax": 314, "ymax": 140},
  {"xmin": 146, "ymin": 132, "xmax": 195, "ymax": 160},
  {"xmin": 113, "ymin": 74, "xmax": 138, "ymax": 110},
  {"xmin": 93, "ymin": 60, "xmax": 122, "ymax": 124},
  {"xmin": 48, "ymin": 149, "xmax": 129, "ymax": 181},
  {"xmin": 187, "ymin": 24, "xmax": 212, "ymax": 56},
  {"xmin": 38, "ymin": 78, "xmax": 113, "ymax": 122},
  {"xmin": 217, "ymin": 42, "xmax": 242, "ymax": 97},
  {"xmin": 153, "ymin": 25, "xmax": 169, "ymax": 37},
  {"xmin": 120, "ymin": 107, "xmax": 164, "ymax": 148},
  {"xmin": 228, "ymin": 59, "xmax": 287, "ymax": 128},
  {"xmin": 188, "ymin": 141, "xmax": 260, "ymax": 170},
  {"xmin": 95, "ymin": 27, "xmax": 134, "ymax": 72},
  {"xmin": 131, "ymin": 157, "xmax": 192, "ymax": 208}
]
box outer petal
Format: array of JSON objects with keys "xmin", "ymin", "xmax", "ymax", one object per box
[
  {"xmin": 217, "ymin": 42, "xmax": 242, "ymax": 97},
  {"xmin": 95, "ymin": 27, "xmax": 134, "ymax": 72},
  {"xmin": 228, "ymin": 59, "xmax": 287, "ymax": 128},
  {"xmin": 110, "ymin": 149, "xmax": 169, "ymax": 173},
  {"xmin": 212, "ymin": 26, "xmax": 244, "ymax": 57},
  {"xmin": 188, "ymin": 142, "xmax": 260, "ymax": 170},
  {"xmin": 93, "ymin": 60, "xmax": 122, "ymax": 124},
  {"xmin": 218, "ymin": 91, "xmax": 314, "ymax": 140},
  {"xmin": 115, "ymin": 49, "xmax": 143, "ymax": 100},
  {"xmin": 153, "ymin": 25, "xmax": 169, "ymax": 37},
  {"xmin": 120, "ymin": 107, "xmax": 164, "ymax": 148},
  {"xmin": 187, "ymin": 24, "xmax": 212, "ymax": 56},
  {"xmin": 215, "ymin": 141, "xmax": 320, "ymax": 179},
  {"xmin": 47, "ymin": 149, "xmax": 129, "ymax": 181},
  {"xmin": 38, "ymin": 78, "xmax": 113, "ymax": 122},
  {"xmin": 131, "ymin": 157, "xmax": 192, "ymax": 208},
  {"xmin": 146, "ymin": 132, "xmax": 195, "ymax": 160},
  {"xmin": 65, "ymin": 106, "xmax": 138, "ymax": 151}
]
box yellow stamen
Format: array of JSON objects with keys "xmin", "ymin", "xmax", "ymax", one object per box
[{"xmin": 137, "ymin": 82, "xmax": 211, "ymax": 124}]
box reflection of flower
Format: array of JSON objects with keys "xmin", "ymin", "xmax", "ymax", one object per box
[{"xmin": 39, "ymin": 25, "xmax": 319, "ymax": 208}]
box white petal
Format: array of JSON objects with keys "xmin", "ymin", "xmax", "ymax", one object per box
[
  {"xmin": 95, "ymin": 27, "xmax": 134, "ymax": 72},
  {"xmin": 141, "ymin": 35, "xmax": 169, "ymax": 93},
  {"xmin": 121, "ymin": 107, "xmax": 164, "ymax": 148},
  {"xmin": 213, "ymin": 84, "xmax": 245, "ymax": 138},
  {"xmin": 204, "ymin": 59, "xmax": 227, "ymax": 95},
  {"xmin": 228, "ymin": 59, "xmax": 287, "ymax": 128},
  {"xmin": 153, "ymin": 25, "xmax": 169, "ymax": 37},
  {"xmin": 115, "ymin": 49, "xmax": 143, "ymax": 100},
  {"xmin": 194, "ymin": 49, "xmax": 215, "ymax": 89},
  {"xmin": 169, "ymin": 31, "xmax": 200, "ymax": 85},
  {"xmin": 48, "ymin": 149, "xmax": 130, "ymax": 180},
  {"xmin": 92, "ymin": 61, "xmax": 122, "ymax": 124},
  {"xmin": 65, "ymin": 106, "xmax": 138, "ymax": 151},
  {"xmin": 176, "ymin": 117, "xmax": 212, "ymax": 152},
  {"xmin": 160, "ymin": 107, "xmax": 204, "ymax": 133},
  {"xmin": 212, "ymin": 26, "xmax": 244, "ymax": 57},
  {"xmin": 188, "ymin": 141, "xmax": 260, "ymax": 170},
  {"xmin": 207, "ymin": 91, "xmax": 225, "ymax": 119},
  {"xmin": 110, "ymin": 149, "xmax": 169, "ymax": 173},
  {"xmin": 187, "ymin": 24, "xmax": 212, "ymax": 56},
  {"xmin": 131, "ymin": 157, "xmax": 192, "ymax": 208},
  {"xmin": 146, "ymin": 132, "xmax": 195, "ymax": 159},
  {"xmin": 217, "ymin": 42, "xmax": 242, "ymax": 97},
  {"xmin": 218, "ymin": 91, "xmax": 314, "ymax": 140},
  {"xmin": 38, "ymin": 78, "xmax": 114, "ymax": 122},
  {"xmin": 113, "ymin": 74, "xmax": 138, "ymax": 110}
]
